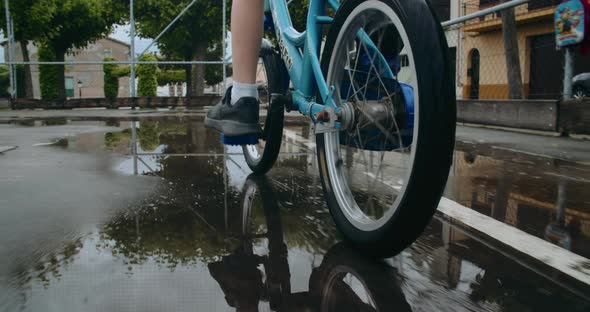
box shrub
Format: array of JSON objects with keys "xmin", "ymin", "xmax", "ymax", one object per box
[
  {"xmin": 103, "ymin": 57, "xmax": 131, "ymax": 99},
  {"xmin": 103, "ymin": 57, "xmax": 119, "ymax": 98},
  {"xmin": 157, "ymin": 70, "xmax": 185, "ymax": 86},
  {"xmin": 137, "ymin": 54, "xmax": 158, "ymax": 97},
  {"xmin": 39, "ymin": 46, "xmax": 59, "ymax": 100},
  {"xmin": 0, "ymin": 66, "xmax": 10, "ymax": 97}
]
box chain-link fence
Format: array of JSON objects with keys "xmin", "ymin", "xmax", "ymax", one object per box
[
  {"xmin": 443, "ymin": 0, "xmax": 588, "ymax": 101},
  {"xmin": 1, "ymin": 0, "xmax": 229, "ymax": 104},
  {"xmin": 1, "ymin": 0, "xmax": 586, "ymax": 104}
]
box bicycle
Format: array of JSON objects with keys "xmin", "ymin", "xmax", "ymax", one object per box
[{"xmin": 240, "ymin": 0, "xmax": 456, "ymax": 256}]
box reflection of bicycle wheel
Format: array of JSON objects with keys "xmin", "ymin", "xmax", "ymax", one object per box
[
  {"xmin": 240, "ymin": 175, "xmax": 292, "ymax": 310},
  {"xmin": 317, "ymin": 0, "xmax": 455, "ymax": 256},
  {"xmin": 309, "ymin": 243, "xmax": 412, "ymax": 312}
]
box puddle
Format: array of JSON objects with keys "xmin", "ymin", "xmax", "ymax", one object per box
[{"xmin": 1, "ymin": 117, "xmax": 589, "ymax": 311}]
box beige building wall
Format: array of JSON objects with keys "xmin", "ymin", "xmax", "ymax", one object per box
[
  {"xmin": 460, "ymin": 1, "xmax": 555, "ymax": 99},
  {"xmin": 7, "ymin": 38, "xmax": 130, "ymax": 99},
  {"xmin": 462, "ymin": 22, "xmax": 553, "ymax": 99}
]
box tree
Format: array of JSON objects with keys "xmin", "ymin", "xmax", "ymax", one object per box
[
  {"xmin": 38, "ymin": 0, "xmax": 127, "ymax": 99},
  {"xmin": 0, "ymin": 0, "xmax": 57, "ymax": 98},
  {"xmin": 135, "ymin": 0, "xmax": 225, "ymax": 97},
  {"xmin": 501, "ymin": 2, "xmax": 524, "ymax": 99}
]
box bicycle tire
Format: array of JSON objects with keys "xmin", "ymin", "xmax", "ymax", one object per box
[
  {"xmin": 317, "ymin": 0, "xmax": 456, "ymax": 257},
  {"xmin": 242, "ymin": 47, "xmax": 288, "ymax": 174}
]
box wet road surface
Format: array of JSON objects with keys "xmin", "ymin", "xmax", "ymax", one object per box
[{"xmin": 1, "ymin": 116, "xmax": 589, "ymax": 311}]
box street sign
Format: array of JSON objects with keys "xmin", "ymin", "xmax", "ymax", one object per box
[{"xmin": 555, "ymin": 0, "xmax": 586, "ymax": 47}]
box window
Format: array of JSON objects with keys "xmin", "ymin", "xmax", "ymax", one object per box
[
  {"xmin": 65, "ymin": 77, "xmax": 74, "ymax": 98},
  {"xmin": 104, "ymin": 49, "xmax": 113, "ymax": 58}
]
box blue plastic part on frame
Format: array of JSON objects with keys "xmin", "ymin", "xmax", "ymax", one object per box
[{"xmin": 221, "ymin": 134, "xmax": 259, "ymax": 146}]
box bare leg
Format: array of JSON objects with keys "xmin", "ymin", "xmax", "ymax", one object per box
[
  {"xmin": 231, "ymin": 0, "xmax": 265, "ymax": 84},
  {"xmin": 205, "ymin": 0, "xmax": 264, "ymax": 137}
]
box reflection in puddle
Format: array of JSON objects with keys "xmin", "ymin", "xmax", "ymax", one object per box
[
  {"xmin": 447, "ymin": 141, "xmax": 590, "ymax": 258},
  {"xmin": 1, "ymin": 117, "xmax": 589, "ymax": 311}
]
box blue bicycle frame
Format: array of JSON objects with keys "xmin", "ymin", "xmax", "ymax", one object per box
[{"xmin": 264, "ymin": 0, "xmax": 395, "ymax": 128}]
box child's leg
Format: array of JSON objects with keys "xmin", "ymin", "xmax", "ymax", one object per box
[
  {"xmin": 231, "ymin": 0, "xmax": 265, "ymax": 104},
  {"xmin": 204, "ymin": 0, "xmax": 264, "ymax": 138}
]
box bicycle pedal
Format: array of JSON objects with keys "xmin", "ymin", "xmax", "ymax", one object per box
[{"xmin": 221, "ymin": 133, "xmax": 259, "ymax": 146}]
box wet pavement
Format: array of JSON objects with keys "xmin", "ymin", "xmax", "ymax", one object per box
[{"xmin": 1, "ymin": 116, "xmax": 590, "ymax": 311}]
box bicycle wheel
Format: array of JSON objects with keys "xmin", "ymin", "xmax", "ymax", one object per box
[
  {"xmin": 317, "ymin": 0, "xmax": 456, "ymax": 256},
  {"xmin": 242, "ymin": 46, "xmax": 288, "ymax": 174}
]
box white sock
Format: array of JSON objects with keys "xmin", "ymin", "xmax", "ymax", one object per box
[{"xmin": 231, "ymin": 81, "xmax": 258, "ymax": 105}]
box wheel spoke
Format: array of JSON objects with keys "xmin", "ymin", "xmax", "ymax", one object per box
[{"xmin": 322, "ymin": 4, "xmax": 420, "ymax": 230}]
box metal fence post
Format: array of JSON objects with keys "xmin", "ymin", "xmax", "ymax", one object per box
[
  {"xmin": 562, "ymin": 48, "xmax": 574, "ymax": 100},
  {"xmin": 130, "ymin": 0, "xmax": 136, "ymax": 98},
  {"xmin": 3, "ymin": 0, "xmax": 14, "ymax": 99},
  {"xmin": 132, "ymin": 121, "xmax": 138, "ymax": 175},
  {"xmin": 222, "ymin": 0, "xmax": 227, "ymax": 92}
]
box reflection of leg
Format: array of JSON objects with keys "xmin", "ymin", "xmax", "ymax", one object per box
[
  {"xmin": 264, "ymin": 204, "xmax": 291, "ymax": 309},
  {"xmin": 208, "ymin": 251, "xmax": 264, "ymax": 311}
]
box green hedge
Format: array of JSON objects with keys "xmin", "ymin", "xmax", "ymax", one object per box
[
  {"xmin": 103, "ymin": 57, "xmax": 118, "ymax": 98},
  {"xmin": 0, "ymin": 66, "xmax": 10, "ymax": 97},
  {"xmin": 137, "ymin": 54, "xmax": 158, "ymax": 97},
  {"xmin": 0, "ymin": 65, "xmax": 27, "ymax": 98},
  {"xmin": 157, "ymin": 70, "xmax": 185, "ymax": 86},
  {"xmin": 103, "ymin": 57, "xmax": 131, "ymax": 99},
  {"xmin": 39, "ymin": 46, "xmax": 59, "ymax": 100}
]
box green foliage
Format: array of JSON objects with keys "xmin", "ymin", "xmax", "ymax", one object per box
[
  {"xmin": 288, "ymin": 0, "xmax": 310, "ymax": 31},
  {"xmin": 15, "ymin": 65, "xmax": 25, "ymax": 98},
  {"xmin": 0, "ymin": 0, "xmax": 57, "ymax": 43},
  {"xmin": 38, "ymin": 46, "xmax": 59, "ymax": 100},
  {"xmin": 38, "ymin": 0, "xmax": 128, "ymax": 99},
  {"xmin": 204, "ymin": 45, "xmax": 232, "ymax": 87},
  {"xmin": 157, "ymin": 70, "xmax": 185, "ymax": 86},
  {"xmin": 40, "ymin": 0, "xmax": 127, "ymax": 52},
  {"xmin": 103, "ymin": 57, "xmax": 130, "ymax": 99},
  {"xmin": 137, "ymin": 54, "xmax": 158, "ymax": 97},
  {"xmin": 137, "ymin": 121, "xmax": 160, "ymax": 151},
  {"xmin": 135, "ymin": 0, "xmax": 227, "ymax": 95},
  {"xmin": 0, "ymin": 66, "xmax": 10, "ymax": 97},
  {"xmin": 0, "ymin": 65, "xmax": 27, "ymax": 98},
  {"xmin": 103, "ymin": 57, "xmax": 118, "ymax": 98},
  {"xmin": 135, "ymin": 1, "xmax": 224, "ymax": 59}
]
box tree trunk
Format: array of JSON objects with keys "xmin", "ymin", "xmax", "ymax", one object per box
[
  {"xmin": 185, "ymin": 64, "xmax": 193, "ymax": 97},
  {"xmin": 189, "ymin": 44, "xmax": 207, "ymax": 97},
  {"xmin": 501, "ymin": 4, "xmax": 524, "ymax": 99},
  {"xmin": 55, "ymin": 49, "xmax": 66, "ymax": 100},
  {"xmin": 19, "ymin": 41, "xmax": 34, "ymax": 98}
]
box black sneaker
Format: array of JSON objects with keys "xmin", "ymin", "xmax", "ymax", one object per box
[{"xmin": 205, "ymin": 87, "xmax": 259, "ymax": 136}]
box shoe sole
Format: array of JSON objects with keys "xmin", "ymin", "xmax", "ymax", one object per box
[{"xmin": 205, "ymin": 116, "xmax": 259, "ymax": 136}]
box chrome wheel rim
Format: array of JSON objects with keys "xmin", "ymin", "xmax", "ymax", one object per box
[{"xmin": 324, "ymin": 1, "xmax": 419, "ymax": 231}]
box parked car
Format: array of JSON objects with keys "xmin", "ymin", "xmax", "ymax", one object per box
[{"xmin": 573, "ymin": 73, "xmax": 590, "ymax": 98}]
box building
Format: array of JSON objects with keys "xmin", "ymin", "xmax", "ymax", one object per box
[
  {"xmin": 460, "ymin": 0, "xmax": 590, "ymax": 99},
  {"xmin": 4, "ymin": 38, "xmax": 131, "ymax": 99}
]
